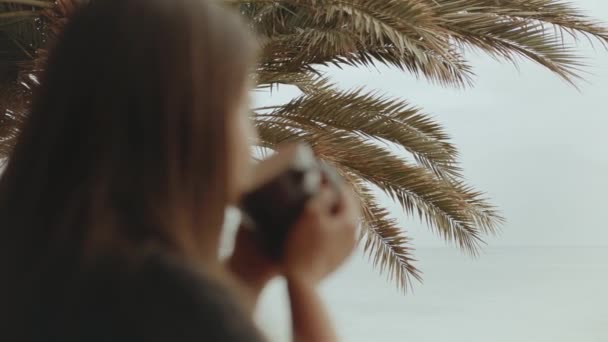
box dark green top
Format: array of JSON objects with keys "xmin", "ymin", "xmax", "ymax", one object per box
[{"xmin": 27, "ymin": 252, "xmax": 265, "ymax": 342}]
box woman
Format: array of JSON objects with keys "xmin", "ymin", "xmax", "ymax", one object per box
[{"xmin": 0, "ymin": 0, "xmax": 358, "ymax": 341}]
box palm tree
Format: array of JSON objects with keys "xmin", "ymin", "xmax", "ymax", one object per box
[{"xmin": 0, "ymin": 0, "xmax": 606, "ymax": 291}]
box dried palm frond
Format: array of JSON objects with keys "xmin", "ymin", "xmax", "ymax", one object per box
[
  {"xmin": 256, "ymin": 87, "xmax": 461, "ymax": 179},
  {"xmin": 241, "ymin": 0, "xmax": 608, "ymax": 84},
  {"xmin": 256, "ymin": 70, "xmax": 333, "ymax": 93},
  {"xmin": 257, "ymin": 118, "xmax": 501, "ymax": 253},
  {"xmin": 436, "ymin": 0, "xmax": 608, "ymax": 43},
  {"xmin": 345, "ymin": 174, "xmax": 422, "ymax": 291},
  {"xmin": 245, "ymin": 0, "xmax": 475, "ymax": 86}
]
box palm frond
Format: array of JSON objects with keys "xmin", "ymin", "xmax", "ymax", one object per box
[
  {"xmin": 432, "ymin": 0, "xmax": 608, "ymax": 83},
  {"xmin": 353, "ymin": 178, "xmax": 422, "ymax": 292},
  {"xmin": 254, "ymin": 118, "xmax": 312, "ymax": 148},
  {"xmin": 240, "ymin": 0, "xmax": 608, "ymax": 85},
  {"xmin": 436, "ymin": 0, "xmax": 608, "ymax": 44},
  {"xmin": 238, "ymin": 0, "xmax": 474, "ymax": 86},
  {"xmin": 261, "ymin": 27, "xmax": 474, "ymax": 87},
  {"xmin": 255, "ymin": 70, "xmax": 333, "ymax": 94},
  {"xmin": 312, "ymin": 132, "xmax": 499, "ymax": 253},
  {"xmin": 441, "ymin": 13, "xmax": 586, "ymax": 83},
  {"xmin": 255, "ymin": 87, "xmax": 462, "ymax": 179},
  {"xmin": 257, "ymin": 120, "xmax": 423, "ymax": 291},
  {"xmin": 257, "ymin": 122, "xmax": 501, "ymax": 253}
]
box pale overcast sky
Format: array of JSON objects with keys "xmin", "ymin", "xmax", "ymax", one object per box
[{"xmin": 254, "ymin": 0, "xmax": 608, "ymax": 248}]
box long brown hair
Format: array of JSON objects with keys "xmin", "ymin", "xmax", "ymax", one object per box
[{"xmin": 0, "ymin": 0, "xmax": 255, "ymax": 311}]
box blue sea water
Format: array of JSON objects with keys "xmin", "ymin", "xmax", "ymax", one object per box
[{"xmin": 256, "ymin": 247, "xmax": 608, "ymax": 342}]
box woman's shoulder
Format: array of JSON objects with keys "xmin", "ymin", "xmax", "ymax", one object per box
[{"xmin": 44, "ymin": 250, "xmax": 264, "ymax": 342}]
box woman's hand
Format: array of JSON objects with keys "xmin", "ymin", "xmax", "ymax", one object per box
[
  {"xmin": 229, "ymin": 173, "xmax": 360, "ymax": 285},
  {"xmin": 283, "ymin": 179, "xmax": 359, "ymax": 342},
  {"xmin": 226, "ymin": 226, "xmax": 279, "ymax": 312},
  {"xmin": 282, "ymin": 180, "xmax": 360, "ymax": 286},
  {"xmin": 227, "ymin": 176, "xmax": 359, "ymax": 294},
  {"xmin": 228, "ymin": 165, "xmax": 359, "ymax": 342}
]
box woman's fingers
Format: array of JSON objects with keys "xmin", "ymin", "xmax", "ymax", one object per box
[
  {"xmin": 343, "ymin": 188, "xmax": 361, "ymax": 224},
  {"xmin": 304, "ymin": 185, "xmax": 338, "ymax": 218},
  {"xmin": 283, "ymin": 174, "xmax": 360, "ymax": 283},
  {"xmin": 332, "ymin": 187, "xmax": 359, "ymax": 248}
]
